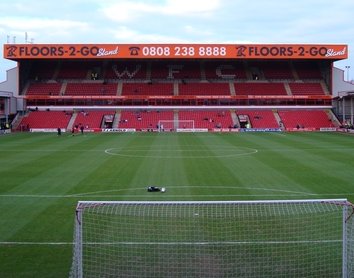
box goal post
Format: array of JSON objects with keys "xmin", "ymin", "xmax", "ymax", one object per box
[
  {"xmin": 69, "ymin": 199, "xmax": 354, "ymax": 278},
  {"xmin": 158, "ymin": 120, "xmax": 195, "ymax": 132}
]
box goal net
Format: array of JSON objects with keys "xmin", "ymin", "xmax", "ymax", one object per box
[
  {"xmin": 158, "ymin": 120, "xmax": 194, "ymax": 132},
  {"xmin": 69, "ymin": 199, "xmax": 354, "ymax": 278}
]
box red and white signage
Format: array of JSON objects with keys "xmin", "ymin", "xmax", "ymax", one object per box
[{"xmin": 4, "ymin": 43, "xmax": 348, "ymax": 60}]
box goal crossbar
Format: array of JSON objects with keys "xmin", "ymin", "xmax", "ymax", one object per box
[{"xmin": 76, "ymin": 199, "xmax": 348, "ymax": 206}]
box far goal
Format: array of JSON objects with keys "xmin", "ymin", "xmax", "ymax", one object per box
[
  {"xmin": 69, "ymin": 199, "xmax": 354, "ymax": 277},
  {"xmin": 158, "ymin": 120, "xmax": 194, "ymax": 132}
]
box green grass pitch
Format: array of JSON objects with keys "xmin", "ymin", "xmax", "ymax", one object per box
[{"xmin": 0, "ymin": 131, "xmax": 353, "ymax": 277}]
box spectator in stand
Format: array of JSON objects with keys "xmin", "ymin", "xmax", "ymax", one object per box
[{"xmin": 91, "ymin": 72, "xmax": 98, "ymax": 80}]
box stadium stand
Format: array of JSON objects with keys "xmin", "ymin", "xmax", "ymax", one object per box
[
  {"xmin": 237, "ymin": 110, "xmax": 279, "ymax": 128},
  {"xmin": 57, "ymin": 61, "xmax": 100, "ymax": 79},
  {"xmin": 248, "ymin": 61, "xmax": 294, "ymax": 80},
  {"xmin": 204, "ymin": 61, "xmax": 247, "ymax": 80},
  {"xmin": 150, "ymin": 61, "xmax": 201, "ymax": 80},
  {"xmin": 65, "ymin": 83, "xmax": 118, "ymax": 96},
  {"xmin": 234, "ymin": 82, "xmax": 287, "ymax": 96},
  {"xmin": 278, "ymin": 110, "xmax": 335, "ymax": 129},
  {"xmin": 293, "ymin": 61, "xmax": 323, "ymax": 79},
  {"xmin": 73, "ymin": 110, "xmax": 115, "ymax": 129},
  {"xmin": 28, "ymin": 61, "xmax": 58, "ymax": 80},
  {"xmin": 104, "ymin": 62, "xmax": 147, "ymax": 80},
  {"xmin": 122, "ymin": 83, "xmax": 173, "ymax": 96},
  {"xmin": 288, "ymin": 82, "xmax": 326, "ymax": 95},
  {"xmin": 26, "ymin": 82, "xmax": 62, "ymax": 96},
  {"xmin": 118, "ymin": 110, "xmax": 174, "ymax": 130},
  {"xmin": 10, "ymin": 43, "xmax": 344, "ymax": 132},
  {"xmin": 178, "ymin": 82, "xmax": 231, "ymax": 96},
  {"xmin": 178, "ymin": 110, "xmax": 234, "ymax": 129},
  {"xmin": 18, "ymin": 111, "xmax": 72, "ymax": 130}
]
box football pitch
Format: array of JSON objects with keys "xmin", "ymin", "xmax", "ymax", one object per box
[{"xmin": 0, "ymin": 131, "xmax": 353, "ymax": 277}]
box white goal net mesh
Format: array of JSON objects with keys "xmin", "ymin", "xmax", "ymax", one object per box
[
  {"xmin": 158, "ymin": 120, "xmax": 194, "ymax": 131},
  {"xmin": 69, "ymin": 200, "xmax": 354, "ymax": 278}
]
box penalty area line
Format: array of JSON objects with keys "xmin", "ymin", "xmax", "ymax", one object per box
[
  {"xmin": 0, "ymin": 241, "xmax": 73, "ymax": 245},
  {"xmin": 1, "ymin": 193, "xmax": 354, "ymax": 198}
]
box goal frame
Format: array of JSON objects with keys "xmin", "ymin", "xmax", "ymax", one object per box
[
  {"xmin": 70, "ymin": 199, "xmax": 353, "ymax": 278},
  {"xmin": 157, "ymin": 120, "xmax": 195, "ymax": 132}
]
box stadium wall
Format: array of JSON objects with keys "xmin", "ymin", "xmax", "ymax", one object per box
[
  {"xmin": 332, "ymin": 67, "xmax": 354, "ymax": 97},
  {"xmin": 0, "ymin": 67, "xmax": 19, "ymax": 114},
  {"xmin": 331, "ymin": 67, "xmax": 354, "ymax": 124},
  {"xmin": 0, "ymin": 67, "xmax": 18, "ymax": 95}
]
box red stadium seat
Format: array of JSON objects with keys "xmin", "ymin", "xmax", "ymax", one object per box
[
  {"xmin": 18, "ymin": 111, "xmax": 72, "ymax": 129},
  {"xmin": 237, "ymin": 110, "xmax": 279, "ymax": 128},
  {"xmin": 178, "ymin": 110, "xmax": 233, "ymax": 129},
  {"xmin": 179, "ymin": 82, "xmax": 231, "ymax": 95},
  {"xmin": 122, "ymin": 83, "xmax": 173, "ymax": 96},
  {"xmin": 278, "ymin": 110, "xmax": 334, "ymax": 129},
  {"xmin": 234, "ymin": 83, "xmax": 287, "ymax": 96},
  {"xmin": 26, "ymin": 83, "xmax": 62, "ymax": 96},
  {"xmin": 65, "ymin": 83, "xmax": 118, "ymax": 96},
  {"xmin": 288, "ymin": 82, "xmax": 325, "ymax": 95}
]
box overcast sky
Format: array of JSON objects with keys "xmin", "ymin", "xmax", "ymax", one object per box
[{"xmin": 1, "ymin": 0, "xmax": 354, "ymax": 81}]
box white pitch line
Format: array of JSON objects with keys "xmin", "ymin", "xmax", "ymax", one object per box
[
  {"xmin": 2, "ymin": 193, "xmax": 354, "ymax": 198},
  {"xmin": 66, "ymin": 186, "xmax": 317, "ymax": 197},
  {"xmin": 0, "ymin": 186, "xmax": 352, "ymax": 199},
  {"xmin": 0, "ymin": 242, "xmax": 73, "ymax": 245},
  {"xmin": 1, "ymin": 194, "xmax": 353, "ymax": 199},
  {"xmin": 104, "ymin": 147, "xmax": 258, "ymax": 159},
  {"xmin": 0, "ymin": 240, "xmax": 342, "ymax": 246}
]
